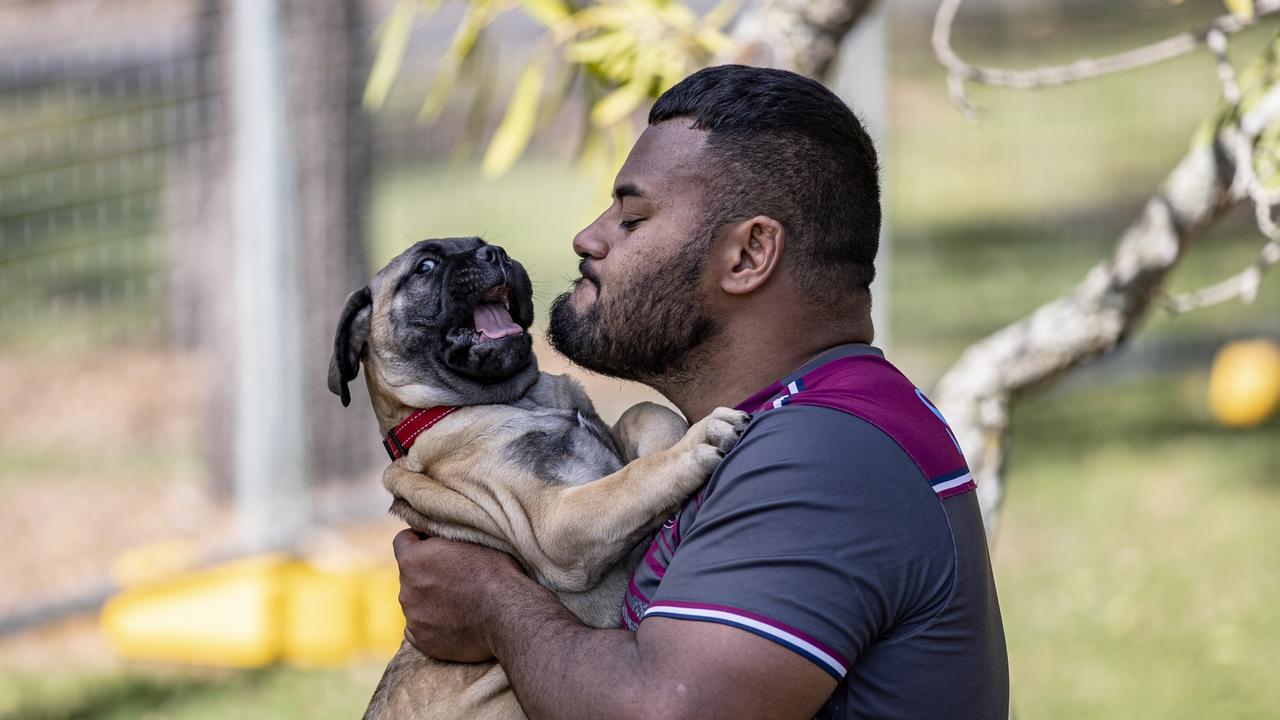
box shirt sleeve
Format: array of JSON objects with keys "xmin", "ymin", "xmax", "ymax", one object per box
[{"xmin": 641, "ymin": 405, "xmax": 957, "ymax": 680}]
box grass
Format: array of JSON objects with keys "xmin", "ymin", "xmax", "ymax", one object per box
[
  {"xmin": 0, "ymin": 665, "xmax": 381, "ymax": 720},
  {"xmin": 997, "ymin": 375, "xmax": 1280, "ymax": 718}
]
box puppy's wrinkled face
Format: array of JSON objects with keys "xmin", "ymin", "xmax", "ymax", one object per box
[{"xmin": 378, "ymin": 237, "xmax": 535, "ymax": 383}]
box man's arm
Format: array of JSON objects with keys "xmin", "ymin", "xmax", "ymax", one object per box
[{"xmin": 393, "ymin": 530, "xmax": 835, "ymax": 720}]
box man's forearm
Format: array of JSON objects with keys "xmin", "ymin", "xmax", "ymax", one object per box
[{"xmin": 482, "ymin": 575, "xmax": 665, "ymax": 720}]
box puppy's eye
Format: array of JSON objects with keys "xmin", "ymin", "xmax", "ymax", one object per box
[{"xmin": 416, "ymin": 258, "xmax": 439, "ymax": 273}]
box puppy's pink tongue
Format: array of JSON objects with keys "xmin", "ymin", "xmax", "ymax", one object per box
[{"xmin": 474, "ymin": 303, "xmax": 522, "ymax": 339}]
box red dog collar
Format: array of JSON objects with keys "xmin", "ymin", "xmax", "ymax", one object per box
[{"xmin": 383, "ymin": 406, "xmax": 459, "ymax": 461}]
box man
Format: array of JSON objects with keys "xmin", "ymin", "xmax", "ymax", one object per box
[{"xmin": 392, "ymin": 65, "xmax": 1009, "ymax": 719}]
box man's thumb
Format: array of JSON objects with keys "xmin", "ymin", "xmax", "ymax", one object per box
[{"xmin": 392, "ymin": 527, "xmax": 429, "ymax": 560}]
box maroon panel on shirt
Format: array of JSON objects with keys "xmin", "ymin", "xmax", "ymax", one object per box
[{"xmin": 739, "ymin": 354, "xmax": 969, "ymax": 484}]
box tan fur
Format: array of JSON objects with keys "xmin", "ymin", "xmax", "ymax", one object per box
[{"xmin": 355, "ymin": 258, "xmax": 745, "ymax": 719}]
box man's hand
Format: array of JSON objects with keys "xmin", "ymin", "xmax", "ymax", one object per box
[
  {"xmin": 392, "ymin": 528, "xmax": 524, "ymax": 663},
  {"xmin": 391, "ymin": 528, "xmax": 834, "ymax": 720}
]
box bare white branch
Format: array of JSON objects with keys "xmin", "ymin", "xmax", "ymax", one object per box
[
  {"xmin": 1241, "ymin": 82, "xmax": 1280, "ymax": 137},
  {"xmin": 1165, "ymin": 35, "xmax": 1280, "ymax": 315},
  {"xmin": 1207, "ymin": 27, "xmax": 1241, "ymax": 107},
  {"xmin": 729, "ymin": 0, "xmax": 877, "ymax": 79},
  {"xmin": 935, "ymin": 137, "xmax": 1236, "ymax": 535},
  {"xmin": 1166, "ymin": 240, "xmax": 1280, "ymax": 312},
  {"xmin": 932, "ymin": 0, "xmax": 1280, "ymax": 115}
]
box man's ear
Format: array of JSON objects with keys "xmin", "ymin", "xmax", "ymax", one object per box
[
  {"xmin": 328, "ymin": 287, "xmax": 372, "ymax": 407},
  {"xmin": 716, "ymin": 215, "xmax": 784, "ymax": 295}
]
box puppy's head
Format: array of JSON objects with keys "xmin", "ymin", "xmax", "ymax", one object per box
[{"xmin": 328, "ymin": 237, "xmax": 537, "ymax": 410}]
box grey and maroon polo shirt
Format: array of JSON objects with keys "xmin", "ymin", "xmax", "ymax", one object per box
[{"xmin": 620, "ymin": 344, "xmax": 1009, "ymax": 719}]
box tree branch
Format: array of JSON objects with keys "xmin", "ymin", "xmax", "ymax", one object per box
[
  {"xmin": 932, "ymin": 0, "xmax": 1280, "ymax": 117},
  {"xmin": 1166, "ymin": 44, "xmax": 1280, "ymax": 314},
  {"xmin": 729, "ymin": 0, "xmax": 877, "ymax": 79},
  {"xmin": 933, "ymin": 123, "xmax": 1238, "ymax": 536},
  {"xmin": 1165, "ymin": 240, "xmax": 1280, "ymax": 311},
  {"xmin": 932, "ymin": 4, "xmax": 1280, "ymax": 535}
]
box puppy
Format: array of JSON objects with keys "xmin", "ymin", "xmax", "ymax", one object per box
[{"xmin": 329, "ymin": 237, "xmax": 747, "ymax": 719}]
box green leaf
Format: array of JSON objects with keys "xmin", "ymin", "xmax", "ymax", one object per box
[
  {"xmin": 701, "ymin": 0, "xmax": 741, "ymax": 30},
  {"xmin": 363, "ymin": 0, "xmax": 427, "ymax": 111},
  {"xmin": 537, "ymin": 61, "xmax": 579, "ymax": 126},
  {"xmin": 482, "ymin": 54, "xmax": 549, "ymax": 177},
  {"xmin": 1225, "ymin": 0, "xmax": 1255, "ymax": 20},
  {"xmin": 656, "ymin": 47, "xmax": 687, "ymax": 93},
  {"xmin": 520, "ymin": 0, "xmax": 572, "ymax": 27},
  {"xmin": 695, "ymin": 26, "xmax": 733, "ymax": 55},
  {"xmin": 590, "ymin": 78, "xmax": 649, "ymax": 127},
  {"xmin": 420, "ymin": 1, "xmax": 495, "ymax": 123},
  {"xmin": 658, "ymin": 2, "xmax": 697, "ymax": 29},
  {"xmin": 565, "ymin": 32, "xmax": 631, "ymax": 65},
  {"xmin": 577, "ymin": 82, "xmax": 609, "ymax": 176},
  {"xmin": 454, "ymin": 37, "xmax": 499, "ymax": 161}
]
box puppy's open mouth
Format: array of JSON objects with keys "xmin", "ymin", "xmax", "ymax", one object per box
[{"xmin": 465, "ymin": 284, "xmax": 523, "ymax": 343}]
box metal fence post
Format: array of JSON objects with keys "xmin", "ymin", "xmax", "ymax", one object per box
[{"xmin": 229, "ymin": 0, "xmax": 310, "ymax": 551}]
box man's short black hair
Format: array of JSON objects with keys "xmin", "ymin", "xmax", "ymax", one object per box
[{"xmin": 649, "ymin": 64, "xmax": 881, "ymax": 301}]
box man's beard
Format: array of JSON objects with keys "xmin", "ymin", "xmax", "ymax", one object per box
[{"xmin": 547, "ymin": 240, "xmax": 717, "ymax": 384}]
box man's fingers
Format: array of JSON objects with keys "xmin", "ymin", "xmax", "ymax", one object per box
[{"xmin": 392, "ymin": 527, "xmax": 428, "ymax": 561}]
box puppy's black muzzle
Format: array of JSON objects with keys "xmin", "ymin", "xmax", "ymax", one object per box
[
  {"xmin": 475, "ymin": 244, "xmax": 510, "ymax": 268},
  {"xmin": 443, "ymin": 245, "xmax": 526, "ymax": 323},
  {"xmin": 436, "ymin": 242, "xmax": 535, "ymax": 383}
]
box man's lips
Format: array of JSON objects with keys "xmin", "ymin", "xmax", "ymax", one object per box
[
  {"xmin": 577, "ymin": 259, "xmax": 602, "ymax": 290},
  {"xmin": 578, "ymin": 258, "xmax": 601, "ymax": 295}
]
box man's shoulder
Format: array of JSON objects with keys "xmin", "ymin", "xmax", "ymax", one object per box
[
  {"xmin": 706, "ymin": 403, "xmax": 938, "ymax": 509},
  {"xmin": 735, "ymin": 402, "xmax": 911, "ymax": 460},
  {"xmin": 755, "ymin": 352, "xmax": 974, "ymax": 499}
]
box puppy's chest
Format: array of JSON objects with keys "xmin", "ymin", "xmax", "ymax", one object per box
[
  {"xmin": 399, "ymin": 401, "xmax": 622, "ymax": 487},
  {"xmin": 501, "ymin": 406, "xmax": 623, "ymax": 487}
]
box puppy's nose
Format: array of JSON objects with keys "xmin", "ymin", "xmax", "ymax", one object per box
[{"xmin": 476, "ymin": 245, "xmax": 506, "ymax": 267}]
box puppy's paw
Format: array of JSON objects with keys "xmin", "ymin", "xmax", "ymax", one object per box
[{"xmin": 691, "ymin": 407, "xmax": 751, "ymax": 474}]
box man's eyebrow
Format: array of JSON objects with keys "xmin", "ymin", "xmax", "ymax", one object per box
[{"xmin": 613, "ymin": 183, "xmax": 647, "ymax": 200}]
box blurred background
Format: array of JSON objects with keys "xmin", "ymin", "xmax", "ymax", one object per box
[{"xmin": 1, "ymin": 0, "xmax": 1278, "ymax": 718}]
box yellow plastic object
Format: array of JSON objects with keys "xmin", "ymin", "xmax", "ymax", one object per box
[
  {"xmin": 1208, "ymin": 338, "xmax": 1280, "ymax": 428},
  {"xmin": 111, "ymin": 538, "xmax": 200, "ymax": 587},
  {"xmin": 102, "ymin": 554, "xmax": 289, "ymax": 668},
  {"xmin": 361, "ymin": 564, "xmax": 407, "ymax": 657},
  {"xmin": 102, "ymin": 552, "xmax": 405, "ymax": 667},
  {"xmin": 281, "ymin": 562, "xmax": 364, "ymax": 666}
]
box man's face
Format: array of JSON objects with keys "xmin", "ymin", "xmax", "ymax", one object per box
[{"xmin": 547, "ymin": 121, "xmax": 721, "ymax": 383}]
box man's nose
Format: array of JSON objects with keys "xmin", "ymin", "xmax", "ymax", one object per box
[
  {"xmin": 572, "ymin": 217, "xmax": 608, "ymax": 260},
  {"xmin": 475, "ymin": 244, "xmax": 508, "ymax": 266}
]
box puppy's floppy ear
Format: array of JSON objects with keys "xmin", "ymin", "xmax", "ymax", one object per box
[{"xmin": 328, "ymin": 287, "xmax": 372, "ymax": 407}]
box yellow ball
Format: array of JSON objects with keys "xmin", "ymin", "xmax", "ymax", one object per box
[{"xmin": 1208, "ymin": 339, "xmax": 1280, "ymax": 428}]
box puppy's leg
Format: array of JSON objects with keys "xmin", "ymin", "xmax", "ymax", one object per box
[
  {"xmin": 530, "ymin": 407, "xmax": 749, "ymax": 592},
  {"xmin": 610, "ymin": 401, "xmax": 688, "ymax": 462},
  {"xmin": 383, "ymin": 464, "xmax": 517, "ymax": 555}
]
